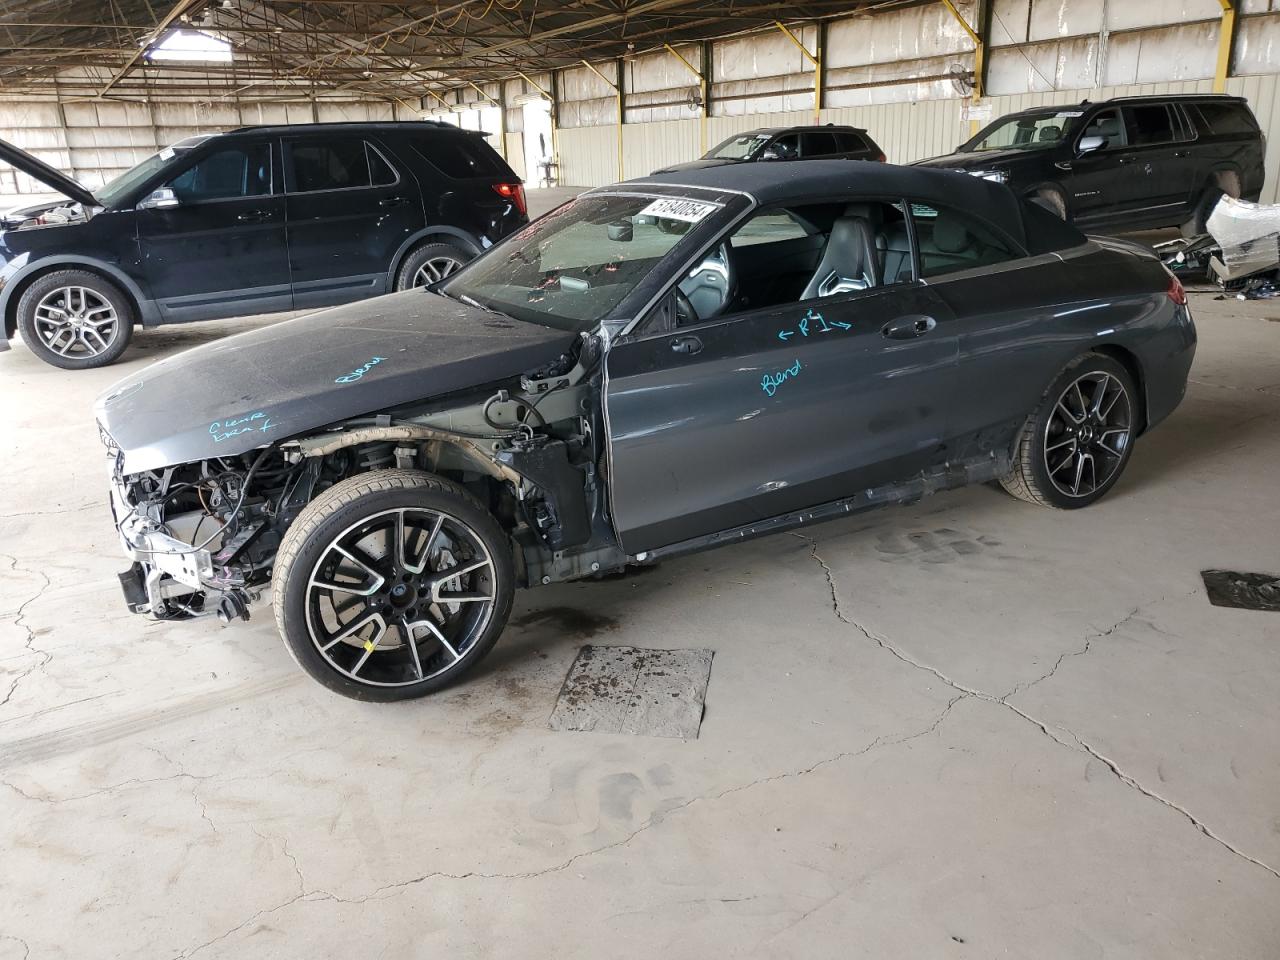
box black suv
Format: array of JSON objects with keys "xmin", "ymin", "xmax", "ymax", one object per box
[
  {"xmin": 652, "ymin": 123, "xmax": 886, "ymax": 174},
  {"xmin": 0, "ymin": 121, "xmax": 526, "ymax": 369},
  {"xmin": 914, "ymin": 94, "xmax": 1265, "ymax": 237}
]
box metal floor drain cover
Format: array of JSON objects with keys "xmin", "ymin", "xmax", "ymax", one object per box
[
  {"xmin": 1201, "ymin": 569, "xmax": 1280, "ymax": 612},
  {"xmin": 548, "ymin": 645, "xmax": 714, "ymax": 739}
]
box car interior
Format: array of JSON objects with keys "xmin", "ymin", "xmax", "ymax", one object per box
[
  {"xmin": 1081, "ymin": 110, "xmax": 1128, "ymax": 149},
  {"xmin": 669, "ymin": 199, "xmax": 1017, "ymax": 326}
]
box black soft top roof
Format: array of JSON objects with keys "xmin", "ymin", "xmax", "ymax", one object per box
[{"xmin": 615, "ymin": 159, "xmax": 1040, "ymax": 248}]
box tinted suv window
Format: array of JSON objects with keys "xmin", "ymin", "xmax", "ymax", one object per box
[
  {"xmin": 414, "ymin": 134, "xmax": 507, "ymax": 178},
  {"xmin": 1125, "ymin": 105, "xmax": 1177, "ymax": 146},
  {"xmin": 909, "ymin": 203, "xmax": 1020, "ymax": 278},
  {"xmin": 801, "ymin": 131, "xmax": 839, "ymax": 156},
  {"xmin": 1191, "ymin": 101, "xmax": 1259, "ymax": 136},
  {"xmin": 289, "ymin": 138, "xmax": 397, "ymax": 192},
  {"xmin": 834, "ymin": 131, "xmax": 869, "ymax": 153},
  {"xmin": 166, "ymin": 144, "xmax": 271, "ymax": 202}
]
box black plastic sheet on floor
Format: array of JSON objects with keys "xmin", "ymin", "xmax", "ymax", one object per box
[
  {"xmin": 548, "ymin": 645, "xmax": 714, "ymax": 739},
  {"xmin": 1201, "ymin": 569, "xmax": 1280, "ymax": 612}
]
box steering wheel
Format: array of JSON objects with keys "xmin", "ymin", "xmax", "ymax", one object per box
[{"xmin": 673, "ymin": 287, "xmax": 698, "ymax": 326}]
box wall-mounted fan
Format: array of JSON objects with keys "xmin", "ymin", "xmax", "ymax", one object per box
[
  {"xmin": 948, "ymin": 63, "xmax": 975, "ymax": 96},
  {"xmin": 686, "ymin": 86, "xmax": 704, "ymax": 113}
]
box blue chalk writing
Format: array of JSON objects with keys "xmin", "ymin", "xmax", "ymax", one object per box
[
  {"xmin": 209, "ymin": 411, "xmax": 276, "ymax": 443},
  {"xmin": 336, "ymin": 356, "xmax": 388, "ymax": 384},
  {"xmin": 776, "ymin": 308, "xmax": 852, "ymax": 343},
  {"xmin": 761, "ymin": 359, "xmax": 802, "ymax": 397}
]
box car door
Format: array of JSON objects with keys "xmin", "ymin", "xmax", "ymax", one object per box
[
  {"xmin": 1064, "ymin": 108, "xmax": 1131, "ymax": 225},
  {"xmin": 1118, "ymin": 103, "xmax": 1198, "ymax": 220},
  {"xmin": 282, "ymin": 135, "xmax": 425, "ymax": 309},
  {"xmin": 135, "ymin": 138, "xmax": 292, "ymax": 322},
  {"xmin": 604, "ymin": 200, "xmax": 958, "ymax": 555}
]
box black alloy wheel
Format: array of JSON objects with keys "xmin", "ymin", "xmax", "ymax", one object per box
[
  {"xmin": 1002, "ymin": 353, "xmax": 1139, "ymax": 509},
  {"xmin": 273, "ymin": 470, "xmax": 514, "ymax": 700}
]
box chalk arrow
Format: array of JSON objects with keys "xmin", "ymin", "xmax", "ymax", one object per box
[
  {"xmin": 832, "ymin": 320, "xmax": 852, "ymax": 330},
  {"xmin": 778, "ymin": 330, "xmax": 794, "ymax": 341}
]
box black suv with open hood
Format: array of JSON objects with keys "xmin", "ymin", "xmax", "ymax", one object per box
[
  {"xmin": 914, "ymin": 94, "xmax": 1265, "ymax": 237},
  {"xmin": 0, "ymin": 121, "xmax": 526, "ymax": 369}
]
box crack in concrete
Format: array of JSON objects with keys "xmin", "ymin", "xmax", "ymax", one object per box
[
  {"xmin": 0, "ymin": 768, "xmax": 210, "ymax": 805},
  {"xmin": 0, "ymin": 553, "xmax": 54, "ymax": 710},
  {"xmin": 1000, "ymin": 603, "xmax": 1149, "ymax": 702},
  {"xmin": 0, "ymin": 501, "xmax": 99, "ymax": 521},
  {"xmin": 173, "ymin": 696, "xmax": 966, "ymax": 957},
  {"xmin": 791, "ymin": 532, "xmax": 1280, "ymax": 883}
]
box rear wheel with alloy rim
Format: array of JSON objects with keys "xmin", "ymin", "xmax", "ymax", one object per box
[
  {"xmin": 1001, "ymin": 353, "xmax": 1138, "ymax": 509},
  {"xmin": 395, "ymin": 242, "xmax": 471, "ymax": 291},
  {"xmin": 273, "ymin": 469, "xmax": 514, "ymax": 701},
  {"xmin": 16, "ymin": 268, "xmax": 134, "ymax": 369}
]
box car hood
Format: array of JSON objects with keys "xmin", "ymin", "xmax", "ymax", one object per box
[
  {"xmin": 95, "ymin": 289, "xmax": 578, "ymax": 474},
  {"xmin": 912, "ymin": 148, "xmax": 1029, "ymax": 171},
  {"xmin": 651, "ymin": 158, "xmax": 737, "ymax": 174},
  {"xmin": 0, "ymin": 138, "xmax": 98, "ymax": 207}
]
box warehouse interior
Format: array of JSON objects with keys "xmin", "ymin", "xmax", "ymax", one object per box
[{"xmin": 1, "ymin": 2, "xmax": 1279, "ymax": 958}]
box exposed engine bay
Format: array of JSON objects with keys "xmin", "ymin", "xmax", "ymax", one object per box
[{"xmin": 106, "ymin": 332, "xmax": 623, "ymax": 623}]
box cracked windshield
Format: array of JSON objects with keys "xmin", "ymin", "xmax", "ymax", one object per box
[{"xmin": 441, "ymin": 193, "xmax": 717, "ymax": 330}]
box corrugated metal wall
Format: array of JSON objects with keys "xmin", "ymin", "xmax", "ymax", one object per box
[{"xmin": 0, "ymin": 95, "xmax": 403, "ymax": 194}]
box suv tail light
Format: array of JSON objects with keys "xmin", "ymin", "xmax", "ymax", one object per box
[
  {"xmin": 875, "ymin": 152, "xmax": 887, "ymax": 163},
  {"xmin": 1166, "ymin": 271, "xmax": 1187, "ymax": 306},
  {"xmin": 493, "ymin": 182, "xmax": 527, "ymax": 216}
]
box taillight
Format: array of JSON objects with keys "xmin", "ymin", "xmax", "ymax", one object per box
[
  {"xmin": 876, "ymin": 152, "xmax": 887, "ymax": 163},
  {"xmin": 493, "ymin": 182, "xmax": 527, "ymax": 216},
  {"xmin": 1166, "ymin": 271, "xmax": 1187, "ymax": 306}
]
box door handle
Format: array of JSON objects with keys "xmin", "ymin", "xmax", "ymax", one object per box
[
  {"xmin": 1118, "ymin": 157, "xmax": 1137, "ymax": 165},
  {"xmin": 237, "ymin": 209, "xmax": 270, "ymax": 222},
  {"xmin": 670, "ymin": 335, "xmax": 703, "ymax": 355},
  {"xmin": 378, "ymin": 196, "xmax": 409, "ymax": 208},
  {"xmin": 1172, "ymin": 150, "xmax": 1189, "ymax": 158},
  {"xmin": 881, "ymin": 315, "xmax": 936, "ymax": 340}
]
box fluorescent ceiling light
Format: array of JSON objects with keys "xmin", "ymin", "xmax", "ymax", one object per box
[{"xmin": 145, "ymin": 29, "xmax": 232, "ymax": 63}]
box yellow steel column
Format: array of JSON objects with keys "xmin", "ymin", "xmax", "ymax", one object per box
[
  {"xmin": 940, "ymin": 0, "xmax": 985, "ymax": 137},
  {"xmin": 1215, "ymin": 0, "xmax": 1237, "ymax": 93},
  {"xmin": 664, "ymin": 42, "xmax": 708, "ymax": 155},
  {"xmin": 774, "ymin": 20, "xmax": 821, "ymax": 125}
]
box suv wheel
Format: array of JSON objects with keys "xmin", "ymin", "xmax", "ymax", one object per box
[
  {"xmin": 272, "ymin": 469, "xmax": 514, "ymax": 701},
  {"xmin": 17, "ymin": 269, "xmax": 135, "ymax": 369},
  {"xmin": 396, "ymin": 243, "xmax": 472, "ymax": 290},
  {"xmin": 1001, "ymin": 353, "xmax": 1138, "ymax": 509}
]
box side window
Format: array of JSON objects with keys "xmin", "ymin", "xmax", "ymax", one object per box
[
  {"xmin": 413, "ymin": 134, "xmax": 507, "ymax": 178},
  {"xmin": 909, "ymin": 202, "xmax": 1021, "ymax": 279},
  {"xmin": 835, "ymin": 131, "xmax": 869, "ymax": 153},
  {"xmin": 166, "ymin": 144, "xmax": 271, "ymax": 203},
  {"xmin": 1080, "ymin": 109, "xmax": 1126, "ymax": 150},
  {"xmin": 767, "ymin": 133, "xmax": 799, "ymax": 160},
  {"xmin": 1124, "ymin": 105, "xmax": 1176, "ymax": 147},
  {"xmin": 1192, "ymin": 101, "xmax": 1259, "ymax": 136},
  {"xmin": 670, "ymin": 201, "xmax": 911, "ymax": 326},
  {"xmin": 288, "ymin": 138, "xmax": 397, "ymax": 192},
  {"xmin": 801, "ymin": 131, "xmax": 838, "ymax": 157}
]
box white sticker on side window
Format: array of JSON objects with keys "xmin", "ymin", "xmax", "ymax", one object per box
[{"xmin": 639, "ymin": 197, "xmax": 718, "ymax": 223}]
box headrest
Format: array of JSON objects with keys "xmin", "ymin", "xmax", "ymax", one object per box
[
  {"xmin": 1038, "ymin": 124, "xmax": 1062, "ymax": 142},
  {"xmin": 1096, "ymin": 116, "xmax": 1120, "ymax": 136},
  {"xmin": 932, "ymin": 214, "xmax": 971, "ymax": 254}
]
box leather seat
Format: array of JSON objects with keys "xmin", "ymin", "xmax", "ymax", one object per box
[
  {"xmin": 919, "ymin": 212, "xmax": 977, "ymax": 273},
  {"xmin": 801, "ymin": 206, "xmax": 880, "ymax": 299}
]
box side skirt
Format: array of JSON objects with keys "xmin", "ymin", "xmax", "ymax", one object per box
[{"xmin": 640, "ymin": 452, "xmax": 1012, "ymax": 565}]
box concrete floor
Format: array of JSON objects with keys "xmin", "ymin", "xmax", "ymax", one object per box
[{"xmin": 2, "ymin": 276, "xmax": 1280, "ymax": 957}]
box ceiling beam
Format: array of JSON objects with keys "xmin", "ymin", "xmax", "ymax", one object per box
[{"xmin": 98, "ymin": 0, "xmax": 211, "ymax": 96}]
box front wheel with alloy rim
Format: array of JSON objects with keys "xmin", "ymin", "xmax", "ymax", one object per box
[
  {"xmin": 1001, "ymin": 353, "xmax": 1139, "ymax": 509},
  {"xmin": 395, "ymin": 242, "xmax": 471, "ymax": 291},
  {"xmin": 16, "ymin": 269, "xmax": 135, "ymax": 369},
  {"xmin": 273, "ymin": 469, "xmax": 514, "ymax": 701}
]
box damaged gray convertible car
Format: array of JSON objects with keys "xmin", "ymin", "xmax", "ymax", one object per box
[{"xmin": 97, "ymin": 162, "xmax": 1196, "ymax": 701}]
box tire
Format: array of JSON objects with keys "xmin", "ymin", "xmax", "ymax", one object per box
[
  {"xmin": 1181, "ymin": 187, "xmax": 1223, "ymax": 239},
  {"xmin": 1000, "ymin": 353, "xmax": 1139, "ymax": 509},
  {"xmin": 1032, "ymin": 188, "xmax": 1067, "ymax": 220},
  {"xmin": 272, "ymin": 469, "xmax": 515, "ymax": 702},
  {"xmin": 394, "ymin": 242, "xmax": 472, "ymax": 291},
  {"xmin": 16, "ymin": 269, "xmax": 135, "ymax": 369}
]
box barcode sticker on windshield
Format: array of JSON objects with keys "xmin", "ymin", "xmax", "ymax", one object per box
[
  {"xmin": 1056, "ymin": 111, "xmax": 1085, "ymax": 118},
  {"xmin": 639, "ymin": 197, "xmax": 717, "ymax": 223}
]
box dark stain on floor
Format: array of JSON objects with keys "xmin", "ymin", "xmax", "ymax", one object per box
[{"xmin": 511, "ymin": 606, "xmax": 620, "ymax": 637}]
